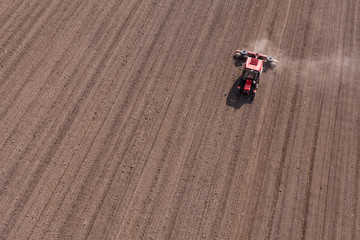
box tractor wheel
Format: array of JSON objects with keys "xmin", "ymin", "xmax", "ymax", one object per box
[
  {"xmin": 236, "ymin": 88, "xmax": 241, "ymax": 97},
  {"xmin": 235, "ymin": 50, "xmax": 247, "ymax": 58},
  {"xmin": 266, "ymin": 56, "xmax": 274, "ymax": 62},
  {"xmin": 240, "ymin": 50, "xmax": 248, "ymax": 59},
  {"xmin": 250, "ymin": 93, "xmax": 255, "ymax": 102}
]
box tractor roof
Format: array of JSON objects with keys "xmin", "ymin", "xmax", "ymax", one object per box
[{"xmin": 245, "ymin": 57, "xmax": 263, "ymax": 71}]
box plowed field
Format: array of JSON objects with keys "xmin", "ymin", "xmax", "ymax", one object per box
[{"xmin": 1, "ymin": 0, "xmax": 359, "ymax": 239}]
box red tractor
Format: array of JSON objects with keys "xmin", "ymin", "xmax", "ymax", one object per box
[{"xmin": 234, "ymin": 50, "xmax": 277, "ymax": 101}]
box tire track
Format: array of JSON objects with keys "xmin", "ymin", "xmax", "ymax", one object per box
[
  {"xmin": 300, "ymin": 82, "xmax": 324, "ymax": 240},
  {"xmin": 253, "ymin": 0, "xmax": 272, "ymax": 42},
  {"xmin": 266, "ymin": 0, "xmax": 339, "ymax": 238},
  {"xmin": 262, "ymin": 82, "xmax": 300, "ymax": 240},
  {"xmin": 278, "ymin": 1, "xmax": 316, "ymax": 239},
  {"xmin": 320, "ymin": 74, "xmax": 342, "ymax": 240},
  {"xmin": 351, "ymin": 2, "xmax": 360, "ymax": 239},
  {"xmin": 245, "ymin": 0, "xmax": 302, "ymax": 236},
  {"xmin": 247, "ymin": 75, "xmax": 298, "ymax": 239},
  {"xmin": 260, "ymin": 1, "xmax": 295, "ymax": 239},
  {"xmin": 256, "ymin": 0, "xmax": 315, "ymax": 238},
  {"xmin": 233, "ymin": 0, "xmax": 293, "ymax": 236},
  {"xmin": 263, "ymin": 0, "xmax": 316, "ymax": 238},
  {"xmin": 320, "ymin": 2, "xmax": 349, "ymax": 238},
  {"xmin": 240, "ymin": 0, "xmax": 288, "ymax": 238},
  {"xmin": 353, "ymin": 110, "xmax": 360, "ymax": 240}
]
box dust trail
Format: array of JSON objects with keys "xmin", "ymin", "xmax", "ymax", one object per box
[
  {"xmin": 253, "ymin": 39, "xmax": 270, "ymax": 53},
  {"xmin": 273, "ymin": 53, "xmax": 351, "ymax": 85},
  {"xmin": 251, "ymin": 38, "xmax": 278, "ymax": 61}
]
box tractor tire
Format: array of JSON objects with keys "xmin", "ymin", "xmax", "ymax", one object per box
[
  {"xmin": 240, "ymin": 50, "xmax": 247, "ymax": 56},
  {"xmin": 236, "ymin": 88, "xmax": 241, "ymax": 97},
  {"xmin": 250, "ymin": 93, "xmax": 255, "ymax": 102},
  {"xmin": 266, "ymin": 56, "xmax": 274, "ymax": 62},
  {"xmin": 235, "ymin": 50, "xmax": 247, "ymax": 58}
]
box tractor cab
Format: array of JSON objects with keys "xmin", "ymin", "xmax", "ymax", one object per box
[
  {"xmin": 242, "ymin": 68, "xmax": 259, "ymax": 80},
  {"xmin": 238, "ymin": 57, "xmax": 263, "ymax": 99}
]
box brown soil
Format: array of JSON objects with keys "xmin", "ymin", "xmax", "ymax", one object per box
[{"xmin": 0, "ymin": 0, "xmax": 359, "ymax": 239}]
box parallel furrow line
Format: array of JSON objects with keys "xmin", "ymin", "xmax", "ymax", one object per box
[
  {"xmin": 27, "ymin": 1, "xmax": 159, "ymax": 238},
  {"xmin": 194, "ymin": 0, "xmax": 249, "ymax": 237},
  {"xmin": 56, "ymin": 1, "xmax": 176, "ymax": 238},
  {"xmin": 0, "ymin": 0, "xmax": 98, "ymax": 200},
  {"xmin": 0, "ymin": 0, "xmax": 137, "ymax": 237},
  {"xmin": 25, "ymin": 1, "xmax": 123, "ymax": 236},
  {"xmin": 267, "ymin": 0, "xmax": 316, "ymax": 236},
  {"xmin": 107, "ymin": 3, "xmax": 209, "ymax": 237},
  {"xmin": 351, "ymin": 2, "xmax": 360, "ymax": 239},
  {"xmin": 140, "ymin": 2, "xmax": 234, "ymax": 238},
  {"xmin": 0, "ymin": 0, "xmax": 83, "ymax": 121},
  {"xmin": 243, "ymin": 0, "xmax": 291, "ymax": 238},
  {"xmin": 320, "ymin": 1, "xmax": 349, "ymax": 239},
  {"xmin": 0, "ymin": 0, "xmax": 59, "ymax": 65},
  {"xmin": 0, "ymin": 1, "xmax": 27, "ymax": 33},
  {"xmin": 0, "ymin": 1, "xmax": 43, "ymax": 46},
  {"xmin": 84, "ymin": 2, "xmax": 186, "ymax": 239}
]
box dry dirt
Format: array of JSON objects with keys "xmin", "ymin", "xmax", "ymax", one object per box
[{"xmin": 0, "ymin": 0, "xmax": 359, "ymax": 239}]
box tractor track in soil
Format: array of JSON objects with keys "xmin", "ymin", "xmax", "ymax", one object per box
[{"xmin": 0, "ymin": 0, "xmax": 359, "ymax": 239}]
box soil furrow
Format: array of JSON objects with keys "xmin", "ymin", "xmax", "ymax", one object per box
[
  {"xmin": 0, "ymin": 0, "xmax": 85, "ymax": 120},
  {"xmin": 0, "ymin": 0, "xmax": 106, "ymax": 202},
  {"xmin": 0, "ymin": 0, "xmax": 359, "ymax": 238}
]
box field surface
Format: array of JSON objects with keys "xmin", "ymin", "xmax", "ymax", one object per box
[{"xmin": 0, "ymin": 0, "xmax": 359, "ymax": 239}]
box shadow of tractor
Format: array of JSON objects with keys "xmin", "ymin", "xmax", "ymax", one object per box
[{"xmin": 226, "ymin": 75, "xmax": 252, "ymax": 110}]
